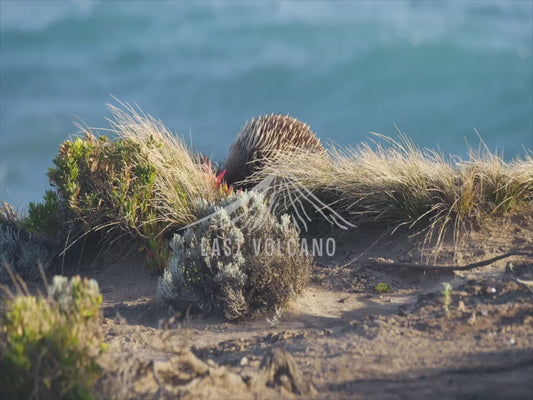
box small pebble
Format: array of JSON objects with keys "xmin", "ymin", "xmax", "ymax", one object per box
[
  {"xmin": 279, "ymin": 374, "xmax": 292, "ymax": 391},
  {"xmin": 240, "ymin": 356, "xmax": 249, "ymax": 366},
  {"xmin": 467, "ymin": 312, "xmax": 477, "ymax": 325},
  {"xmin": 509, "ymin": 338, "xmax": 516, "ymax": 345},
  {"xmin": 489, "ymin": 287, "xmax": 496, "ymax": 294}
]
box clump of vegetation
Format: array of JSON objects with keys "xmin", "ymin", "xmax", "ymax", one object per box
[
  {"xmin": 266, "ymin": 306, "xmax": 284, "ymax": 328},
  {"xmin": 0, "ymin": 275, "xmax": 106, "ymax": 399},
  {"xmin": 442, "ymin": 282, "xmax": 453, "ymax": 315},
  {"xmin": 45, "ymin": 103, "xmax": 223, "ymax": 272},
  {"xmin": 375, "ymin": 283, "xmax": 392, "ymax": 293},
  {"xmin": 0, "ymin": 202, "xmax": 55, "ymax": 283},
  {"xmin": 157, "ymin": 191, "xmax": 313, "ymax": 320},
  {"xmin": 248, "ymin": 134, "xmax": 533, "ymax": 246},
  {"xmin": 25, "ymin": 190, "xmax": 64, "ymax": 239}
]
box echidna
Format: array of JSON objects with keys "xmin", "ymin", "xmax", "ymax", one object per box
[{"xmin": 223, "ymin": 114, "xmax": 324, "ymax": 186}]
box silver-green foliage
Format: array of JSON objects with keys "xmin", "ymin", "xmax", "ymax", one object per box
[
  {"xmin": 157, "ymin": 191, "xmax": 312, "ymax": 320},
  {"xmin": 442, "ymin": 282, "xmax": 453, "ymax": 315},
  {"xmin": 0, "ymin": 202, "xmax": 54, "ymax": 282}
]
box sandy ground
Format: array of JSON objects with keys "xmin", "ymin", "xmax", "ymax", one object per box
[{"xmin": 70, "ymin": 214, "xmax": 533, "ymax": 399}]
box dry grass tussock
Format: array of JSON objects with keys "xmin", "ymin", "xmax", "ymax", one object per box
[
  {"xmin": 103, "ymin": 102, "xmax": 220, "ymax": 231},
  {"xmin": 246, "ymin": 133, "xmax": 533, "ymax": 247}
]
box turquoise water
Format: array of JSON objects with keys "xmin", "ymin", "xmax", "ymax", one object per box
[{"xmin": 1, "ymin": 0, "xmax": 532, "ymax": 208}]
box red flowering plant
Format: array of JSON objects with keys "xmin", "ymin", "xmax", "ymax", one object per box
[
  {"xmin": 142, "ymin": 221, "xmax": 171, "ymax": 273},
  {"xmin": 201, "ymin": 158, "xmax": 234, "ymax": 196}
]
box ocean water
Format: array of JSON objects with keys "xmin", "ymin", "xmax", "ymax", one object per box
[{"xmin": 1, "ymin": 0, "xmax": 532, "ymax": 209}]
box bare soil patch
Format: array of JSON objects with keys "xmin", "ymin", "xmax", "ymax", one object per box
[{"xmin": 77, "ymin": 215, "xmax": 533, "ymax": 399}]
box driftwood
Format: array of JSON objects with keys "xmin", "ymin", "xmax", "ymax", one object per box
[
  {"xmin": 510, "ymin": 277, "xmax": 533, "ymax": 293},
  {"xmin": 147, "ymin": 347, "xmax": 316, "ymax": 398},
  {"xmin": 251, "ymin": 348, "xmax": 317, "ymax": 396},
  {"xmin": 370, "ymin": 251, "xmax": 533, "ymax": 272},
  {"xmin": 151, "ymin": 349, "xmax": 247, "ymax": 396}
]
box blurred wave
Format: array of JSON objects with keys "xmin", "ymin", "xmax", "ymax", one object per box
[{"xmin": 1, "ymin": 0, "xmax": 531, "ymax": 207}]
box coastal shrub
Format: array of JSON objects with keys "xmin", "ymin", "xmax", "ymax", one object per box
[
  {"xmin": 375, "ymin": 283, "xmax": 391, "ymax": 293},
  {"xmin": 0, "ymin": 202, "xmax": 54, "ymax": 282},
  {"xmin": 48, "ymin": 133, "xmax": 156, "ymax": 236},
  {"xmin": 157, "ymin": 191, "xmax": 313, "ymax": 320},
  {"xmin": 247, "ymin": 134, "xmax": 533, "ymax": 246},
  {"xmin": 25, "ymin": 190, "xmax": 63, "ymax": 239},
  {"xmin": 46, "ymin": 103, "xmax": 222, "ymax": 271},
  {"xmin": 0, "ymin": 275, "xmax": 106, "ymax": 400}
]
